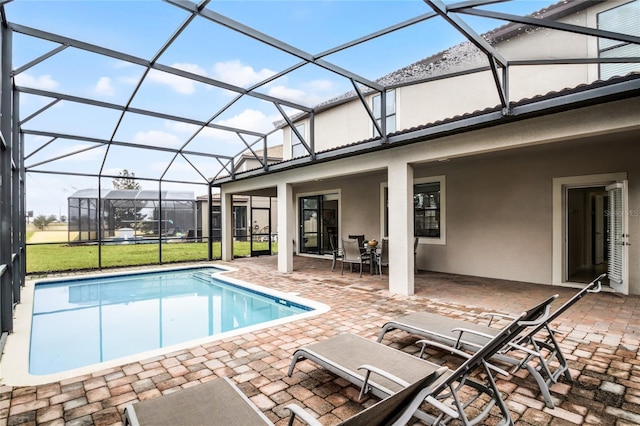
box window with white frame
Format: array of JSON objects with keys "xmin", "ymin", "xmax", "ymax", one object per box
[
  {"xmin": 372, "ymin": 89, "xmax": 396, "ymax": 136},
  {"xmin": 598, "ymin": 0, "xmax": 639, "ymax": 80},
  {"xmin": 413, "ymin": 179, "xmax": 443, "ymax": 238},
  {"xmin": 291, "ymin": 123, "xmax": 307, "ymax": 158},
  {"xmin": 382, "ymin": 175, "xmax": 446, "ymax": 244}
]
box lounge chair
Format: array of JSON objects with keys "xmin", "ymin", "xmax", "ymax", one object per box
[
  {"xmin": 288, "ymin": 295, "xmax": 556, "ymax": 426},
  {"xmin": 376, "ymin": 273, "xmax": 605, "ymax": 409},
  {"xmin": 123, "ymin": 367, "xmax": 448, "ymax": 426}
]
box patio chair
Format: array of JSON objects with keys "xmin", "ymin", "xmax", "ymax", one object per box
[
  {"xmin": 328, "ymin": 230, "xmax": 342, "ymax": 272},
  {"xmin": 376, "ymin": 273, "xmax": 605, "ymax": 409},
  {"xmin": 341, "ymin": 238, "xmax": 371, "ymax": 277},
  {"xmin": 288, "ymin": 295, "xmax": 556, "ymax": 425},
  {"xmin": 376, "ymin": 238, "xmax": 389, "ymax": 277},
  {"xmin": 414, "ymin": 236, "xmax": 419, "ymax": 274},
  {"xmin": 123, "ymin": 369, "xmax": 448, "ymax": 426},
  {"xmin": 348, "ymin": 234, "xmax": 366, "ymax": 254}
]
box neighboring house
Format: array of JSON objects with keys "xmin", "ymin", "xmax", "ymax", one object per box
[
  {"xmin": 67, "ymin": 189, "xmax": 196, "ymax": 243},
  {"xmin": 214, "ymin": 0, "xmax": 640, "ymax": 296},
  {"xmin": 233, "ymin": 145, "xmax": 284, "ymax": 174}
]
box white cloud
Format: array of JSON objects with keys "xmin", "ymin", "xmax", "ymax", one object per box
[
  {"xmin": 173, "ymin": 62, "xmax": 208, "ymax": 76},
  {"xmin": 267, "ymin": 79, "xmax": 340, "ymax": 106},
  {"xmin": 211, "ymin": 60, "xmax": 275, "ymax": 87},
  {"xmin": 164, "ymin": 109, "xmax": 278, "ymax": 145},
  {"xmin": 94, "ymin": 77, "xmax": 115, "ymax": 96},
  {"xmin": 164, "ymin": 121, "xmax": 202, "ymax": 134},
  {"xmin": 14, "ymin": 73, "xmax": 59, "ymax": 90},
  {"xmin": 119, "ymin": 75, "xmax": 141, "ymax": 85},
  {"xmin": 304, "ymin": 79, "xmax": 336, "ymax": 93},
  {"xmin": 267, "ymin": 85, "xmax": 307, "ymax": 104},
  {"xmin": 147, "ymin": 62, "xmax": 207, "ymax": 94},
  {"xmin": 216, "ymin": 109, "xmax": 272, "ymax": 131},
  {"xmin": 132, "ymin": 130, "xmax": 182, "ymax": 148}
]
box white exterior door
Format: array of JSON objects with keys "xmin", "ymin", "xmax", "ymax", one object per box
[{"xmin": 606, "ymin": 180, "xmax": 629, "ymax": 295}]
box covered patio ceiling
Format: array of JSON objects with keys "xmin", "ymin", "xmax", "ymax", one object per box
[{"xmin": 6, "ymin": 0, "xmax": 640, "ymax": 192}]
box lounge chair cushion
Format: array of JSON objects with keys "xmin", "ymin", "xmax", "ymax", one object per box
[
  {"xmin": 124, "ymin": 377, "xmax": 272, "ymax": 426},
  {"xmin": 290, "ymin": 333, "xmax": 451, "ymax": 398},
  {"xmin": 381, "ymin": 311, "xmax": 500, "ymax": 349}
]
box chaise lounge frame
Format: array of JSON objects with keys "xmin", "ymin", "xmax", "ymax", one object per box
[
  {"xmin": 376, "ymin": 274, "xmax": 605, "ymax": 409},
  {"xmin": 288, "ymin": 295, "xmax": 557, "ymax": 426},
  {"xmin": 123, "ymin": 367, "xmax": 448, "ymax": 426}
]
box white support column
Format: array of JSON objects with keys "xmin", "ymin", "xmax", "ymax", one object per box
[
  {"xmin": 221, "ymin": 190, "xmax": 234, "ymax": 261},
  {"xmin": 388, "ymin": 160, "xmax": 414, "ymax": 295},
  {"xmin": 277, "ymin": 181, "xmax": 294, "ymax": 272}
]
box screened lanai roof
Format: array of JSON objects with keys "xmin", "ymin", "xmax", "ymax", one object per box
[
  {"xmin": 68, "ymin": 189, "xmax": 195, "ymax": 201},
  {"xmin": 7, "ymin": 0, "xmax": 640, "ymax": 194}
]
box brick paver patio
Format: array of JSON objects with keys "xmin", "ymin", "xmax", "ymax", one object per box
[{"xmin": 3, "ymin": 256, "xmax": 640, "ymax": 425}]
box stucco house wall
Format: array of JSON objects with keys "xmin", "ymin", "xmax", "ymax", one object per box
[
  {"xmin": 281, "ymin": 1, "xmax": 636, "ymax": 160},
  {"xmin": 413, "ymin": 133, "xmax": 640, "ymax": 291}
]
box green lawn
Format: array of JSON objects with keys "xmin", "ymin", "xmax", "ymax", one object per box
[{"xmin": 26, "ymin": 241, "xmax": 277, "ymax": 274}]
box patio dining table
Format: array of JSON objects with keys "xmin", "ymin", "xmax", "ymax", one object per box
[{"xmin": 363, "ymin": 243, "xmax": 380, "ymax": 275}]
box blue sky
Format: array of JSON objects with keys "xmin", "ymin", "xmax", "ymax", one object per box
[{"xmin": 7, "ymin": 0, "xmax": 548, "ymax": 217}]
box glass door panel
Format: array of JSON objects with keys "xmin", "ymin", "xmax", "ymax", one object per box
[
  {"xmin": 250, "ymin": 205, "xmax": 271, "ymax": 256},
  {"xmin": 300, "ymin": 196, "xmax": 320, "ymax": 254}
]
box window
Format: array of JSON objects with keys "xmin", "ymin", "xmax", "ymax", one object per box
[
  {"xmin": 373, "ymin": 89, "xmax": 396, "ymax": 136},
  {"xmin": 414, "ymin": 182, "xmax": 440, "ymax": 238},
  {"xmin": 414, "ymin": 176, "xmax": 446, "ymax": 244},
  {"xmin": 291, "ymin": 123, "xmax": 307, "ymax": 158},
  {"xmin": 598, "ymin": 0, "xmax": 640, "ymax": 80},
  {"xmin": 381, "ymin": 175, "xmax": 446, "ymax": 244}
]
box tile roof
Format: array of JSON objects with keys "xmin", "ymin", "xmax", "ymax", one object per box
[{"xmin": 227, "ymin": 72, "xmax": 640, "ymax": 180}]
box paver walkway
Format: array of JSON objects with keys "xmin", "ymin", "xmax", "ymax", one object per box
[{"xmin": 3, "ymin": 256, "xmax": 640, "ymax": 425}]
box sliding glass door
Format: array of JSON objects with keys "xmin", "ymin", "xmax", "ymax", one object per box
[{"xmin": 299, "ymin": 194, "xmax": 338, "ymax": 255}]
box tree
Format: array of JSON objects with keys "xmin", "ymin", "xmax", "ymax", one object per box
[
  {"xmin": 33, "ymin": 214, "xmax": 55, "ymax": 230},
  {"xmin": 111, "ymin": 170, "xmax": 142, "ymax": 230},
  {"xmin": 113, "ymin": 169, "xmax": 141, "ymax": 190}
]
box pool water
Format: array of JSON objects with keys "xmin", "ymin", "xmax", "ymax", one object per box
[{"xmin": 30, "ymin": 267, "xmax": 312, "ymax": 375}]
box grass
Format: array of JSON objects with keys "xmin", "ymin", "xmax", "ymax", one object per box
[{"xmin": 26, "ymin": 241, "xmax": 278, "ymax": 274}]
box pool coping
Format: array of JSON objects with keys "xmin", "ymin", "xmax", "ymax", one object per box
[{"xmin": 0, "ymin": 264, "xmax": 330, "ymax": 386}]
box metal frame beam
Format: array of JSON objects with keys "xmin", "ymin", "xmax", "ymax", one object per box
[
  {"xmin": 16, "ymin": 86, "xmax": 266, "ymax": 138},
  {"xmin": 22, "ymin": 130, "xmax": 232, "ymax": 162},
  {"xmin": 165, "ymin": 0, "xmax": 384, "ymax": 92},
  {"xmin": 0, "ymin": 22, "xmax": 12, "ymax": 332},
  {"xmin": 26, "ymin": 168, "xmax": 208, "ymax": 186},
  {"xmin": 10, "ymin": 23, "xmax": 313, "ymax": 113}
]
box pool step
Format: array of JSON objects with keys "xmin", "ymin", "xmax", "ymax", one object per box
[{"xmin": 190, "ymin": 270, "xmax": 214, "ymax": 283}]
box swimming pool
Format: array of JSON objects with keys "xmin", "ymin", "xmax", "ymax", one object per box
[{"xmin": 24, "ymin": 266, "xmax": 326, "ymax": 378}]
